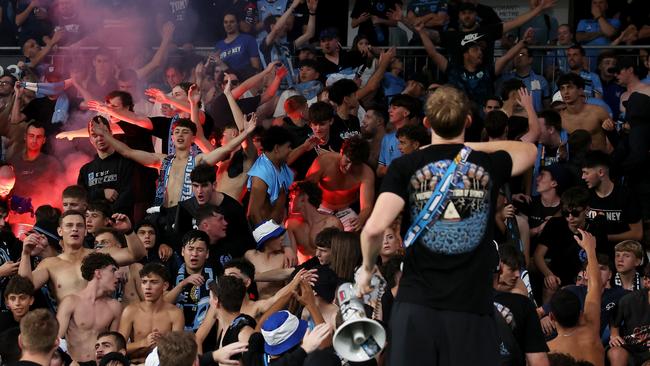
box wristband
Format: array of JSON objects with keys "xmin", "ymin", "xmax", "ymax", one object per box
[
  {"xmin": 309, "ymin": 12, "xmax": 317, "ymax": 16},
  {"xmin": 124, "ymin": 229, "xmax": 134, "ymax": 236}
]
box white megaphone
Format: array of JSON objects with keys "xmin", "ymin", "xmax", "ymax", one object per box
[{"xmin": 332, "ymin": 282, "xmax": 386, "ymax": 362}]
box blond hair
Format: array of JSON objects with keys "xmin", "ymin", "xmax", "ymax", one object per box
[
  {"xmin": 614, "ymin": 240, "xmax": 643, "ymax": 260},
  {"xmin": 424, "ymin": 85, "xmax": 471, "ymax": 139}
]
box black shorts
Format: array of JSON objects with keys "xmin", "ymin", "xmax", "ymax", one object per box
[{"xmin": 387, "ymin": 301, "xmax": 499, "ymax": 366}]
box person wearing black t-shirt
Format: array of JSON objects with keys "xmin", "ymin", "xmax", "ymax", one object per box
[
  {"xmin": 78, "ymin": 116, "xmax": 136, "ymax": 219},
  {"xmin": 14, "ymin": 309, "xmax": 60, "ymax": 366},
  {"xmin": 174, "ymin": 164, "xmax": 256, "ymax": 259},
  {"xmin": 327, "ymin": 79, "xmax": 362, "ymax": 142},
  {"xmin": 441, "ymin": 1, "xmax": 556, "ymax": 67},
  {"xmin": 206, "ymin": 65, "xmax": 285, "ymax": 135},
  {"xmin": 356, "ymin": 86, "xmax": 537, "ymax": 365},
  {"xmin": 418, "ymin": 24, "xmax": 533, "ymax": 119},
  {"xmin": 581, "ymin": 150, "xmax": 643, "ymax": 246},
  {"xmin": 534, "ymin": 186, "xmax": 608, "ymax": 303},
  {"xmin": 351, "ymin": 0, "xmax": 401, "ymax": 46},
  {"xmin": 288, "ymin": 102, "xmax": 343, "ymax": 180},
  {"xmin": 316, "ymin": 28, "xmax": 365, "ymax": 78}
]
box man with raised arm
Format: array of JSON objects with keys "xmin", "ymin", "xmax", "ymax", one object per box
[
  {"xmin": 18, "ymin": 210, "xmax": 146, "ymax": 304},
  {"xmin": 547, "ymin": 229, "xmax": 604, "ymax": 366},
  {"xmin": 356, "ymin": 85, "xmax": 537, "ymax": 365},
  {"xmin": 56, "ymin": 253, "xmax": 123, "ymax": 364},
  {"xmin": 90, "ymin": 89, "xmax": 257, "ymax": 211}
]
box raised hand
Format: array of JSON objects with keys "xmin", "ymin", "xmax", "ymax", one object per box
[
  {"xmin": 264, "ymin": 60, "xmax": 281, "ymax": 74},
  {"xmin": 90, "ymin": 119, "xmax": 110, "ymax": 137},
  {"xmin": 244, "ymin": 112, "xmax": 258, "ymax": 133},
  {"xmin": 523, "ymin": 27, "xmax": 534, "ymax": 43},
  {"xmin": 378, "ymin": 47, "xmax": 397, "ymax": 68},
  {"xmin": 161, "ymin": 21, "xmax": 175, "ymax": 41},
  {"xmin": 301, "ymin": 323, "xmax": 332, "ymax": 353},
  {"xmin": 188, "ymin": 84, "xmax": 201, "ymax": 105},
  {"xmin": 276, "ymin": 65, "xmax": 288, "ymax": 80},
  {"xmin": 574, "ymin": 228, "xmax": 596, "ymax": 252},
  {"xmin": 145, "ymin": 88, "xmax": 168, "ymax": 104},
  {"xmin": 87, "ymin": 100, "xmax": 111, "ymax": 115},
  {"xmin": 111, "ymin": 213, "xmax": 132, "ymax": 233},
  {"xmin": 517, "ymin": 87, "xmax": 534, "ymax": 110}
]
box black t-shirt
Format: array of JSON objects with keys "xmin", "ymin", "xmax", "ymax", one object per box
[
  {"xmin": 441, "ymin": 23, "xmax": 504, "ymax": 67},
  {"xmin": 176, "ymin": 196, "xmax": 256, "ymax": 264},
  {"xmin": 494, "ymin": 291, "xmax": 549, "ymax": 355},
  {"xmin": 538, "ymin": 217, "xmax": 608, "ymax": 286},
  {"xmin": 612, "ymin": 289, "xmax": 650, "ymax": 353},
  {"xmin": 316, "ymin": 50, "xmax": 365, "ymax": 78},
  {"xmin": 0, "ymin": 311, "xmax": 19, "ymax": 331},
  {"xmin": 380, "ymin": 144, "xmax": 512, "ymax": 314},
  {"xmin": 518, "ymin": 195, "xmax": 561, "ymax": 230},
  {"xmin": 331, "ymin": 114, "xmax": 361, "ymax": 142},
  {"xmin": 351, "ymin": 0, "xmax": 402, "ymax": 45},
  {"xmin": 116, "ymin": 121, "xmax": 155, "ymax": 152},
  {"xmin": 446, "ymin": 64, "xmax": 495, "ymax": 110},
  {"xmin": 77, "ymin": 152, "xmax": 135, "ymax": 218},
  {"xmin": 206, "ymin": 94, "xmax": 261, "ymax": 136},
  {"xmin": 586, "ymin": 184, "xmax": 641, "ymax": 239}
]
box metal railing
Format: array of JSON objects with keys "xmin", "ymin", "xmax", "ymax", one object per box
[{"xmin": 1, "ymin": 45, "xmax": 646, "ymax": 84}]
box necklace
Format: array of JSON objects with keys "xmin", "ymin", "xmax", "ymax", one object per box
[{"xmin": 560, "ymin": 330, "xmax": 576, "ymax": 337}]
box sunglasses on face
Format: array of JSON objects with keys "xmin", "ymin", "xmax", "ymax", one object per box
[{"xmin": 562, "ymin": 208, "xmax": 585, "ymax": 217}]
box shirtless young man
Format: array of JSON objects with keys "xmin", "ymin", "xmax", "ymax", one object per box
[
  {"xmin": 286, "ymin": 180, "xmax": 342, "ymax": 262},
  {"xmin": 92, "ymin": 112, "xmax": 256, "ymax": 210},
  {"xmin": 215, "ymin": 82, "xmax": 258, "ymax": 202},
  {"xmin": 558, "ymin": 73, "xmax": 612, "ymax": 152},
  {"xmin": 306, "ymin": 135, "xmax": 375, "ymax": 232},
  {"xmin": 119, "ymin": 263, "xmax": 184, "ymax": 362},
  {"xmin": 195, "ymin": 260, "xmax": 313, "ymax": 350},
  {"xmin": 56, "ymin": 253, "xmax": 123, "ymax": 364},
  {"xmin": 18, "ymin": 211, "xmax": 146, "ymax": 304},
  {"xmin": 94, "ymin": 227, "xmax": 143, "ymax": 306},
  {"xmin": 245, "ymin": 220, "xmax": 288, "ymax": 299},
  {"xmin": 547, "ymin": 229, "xmax": 604, "ymax": 366}
]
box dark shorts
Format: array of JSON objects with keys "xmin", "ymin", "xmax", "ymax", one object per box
[{"xmin": 387, "ymin": 301, "xmax": 499, "ymax": 366}]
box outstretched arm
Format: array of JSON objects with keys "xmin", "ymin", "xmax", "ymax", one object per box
[
  {"xmin": 265, "ymin": 0, "xmax": 303, "ymax": 46},
  {"xmin": 136, "ymin": 22, "xmax": 175, "ymax": 80},
  {"xmin": 294, "ymin": 0, "xmax": 318, "ymax": 47},
  {"xmin": 464, "ymin": 140, "xmax": 537, "ymax": 177},
  {"xmin": 261, "ymin": 65, "xmax": 287, "ymax": 104},
  {"xmin": 517, "ymin": 88, "xmax": 541, "ymax": 143},
  {"xmin": 87, "ymin": 100, "xmax": 154, "ymax": 130},
  {"xmin": 357, "ymin": 48, "xmax": 395, "ymax": 101},
  {"xmin": 28, "ymin": 30, "xmax": 63, "ymax": 68},
  {"xmin": 18, "ymin": 234, "xmax": 50, "ymax": 290},
  {"xmin": 198, "ymin": 113, "xmax": 257, "ymax": 166},
  {"xmin": 577, "ymin": 229, "xmax": 601, "ymax": 332},
  {"xmin": 417, "ymin": 24, "xmax": 447, "ymax": 72},
  {"xmin": 495, "ymin": 29, "xmax": 533, "ymax": 76},
  {"xmin": 102, "ymin": 214, "xmax": 147, "ymax": 266},
  {"xmin": 90, "ymin": 120, "xmax": 163, "ymax": 168},
  {"xmin": 231, "ymin": 61, "xmax": 280, "ymax": 100},
  {"xmin": 503, "ymin": 0, "xmax": 556, "ymax": 34},
  {"xmin": 188, "ymin": 84, "xmax": 213, "ymax": 153}
]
